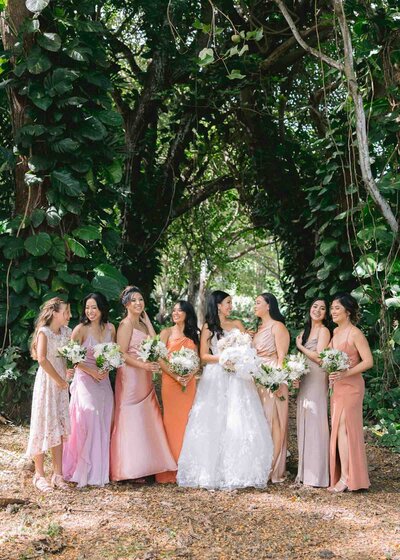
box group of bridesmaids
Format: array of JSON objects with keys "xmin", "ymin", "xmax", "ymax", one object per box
[{"xmin": 26, "ymin": 285, "xmax": 373, "ymax": 494}]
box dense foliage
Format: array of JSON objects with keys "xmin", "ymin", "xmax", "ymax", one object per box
[{"xmin": 0, "ymin": 0, "xmax": 398, "ymax": 448}]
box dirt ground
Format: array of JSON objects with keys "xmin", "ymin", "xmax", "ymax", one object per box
[{"xmin": 0, "ymin": 410, "xmax": 399, "ymax": 560}]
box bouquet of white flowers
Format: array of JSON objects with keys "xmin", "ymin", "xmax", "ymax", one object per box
[
  {"xmin": 217, "ymin": 329, "xmax": 261, "ymax": 379},
  {"xmin": 93, "ymin": 343, "xmax": 124, "ymax": 371},
  {"xmin": 137, "ymin": 335, "xmax": 168, "ymax": 362},
  {"xmin": 216, "ymin": 329, "xmax": 252, "ymax": 353},
  {"xmin": 319, "ymin": 348, "xmax": 350, "ymax": 374},
  {"xmin": 168, "ymin": 347, "xmax": 200, "ymax": 392},
  {"xmin": 58, "ymin": 340, "xmax": 87, "ymax": 368},
  {"xmin": 253, "ymin": 363, "xmax": 288, "ymax": 400},
  {"xmin": 283, "ymin": 353, "xmax": 310, "ymax": 383}
]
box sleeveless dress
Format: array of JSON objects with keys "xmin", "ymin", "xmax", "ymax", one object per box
[
  {"xmin": 26, "ymin": 326, "xmax": 71, "ymax": 458},
  {"xmin": 62, "ymin": 324, "xmax": 114, "ymax": 487},
  {"xmin": 177, "ymin": 329, "xmax": 273, "ymax": 490},
  {"xmin": 253, "ymin": 325, "xmax": 288, "ymax": 483},
  {"xmin": 296, "ymin": 337, "xmax": 329, "ymax": 487},
  {"xmin": 110, "ymin": 328, "xmax": 176, "ymax": 481},
  {"xmin": 329, "ymin": 328, "xmax": 370, "ymax": 490},
  {"xmin": 156, "ymin": 335, "xmax": 197, "ymax": 483}
]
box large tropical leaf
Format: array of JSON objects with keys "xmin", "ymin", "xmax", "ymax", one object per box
[
  {"xmin": 24, "ymin": 232, "xmax": 52, "ymax": 256},
  {"xmin": 26, "ymin": 46, "xmax": 52, "ymax": 74},
  {"xmin": 37, "ymin": 33, "xmax": 62, "ymax": 52},
  {"xmin": 51, "ymin": 169, "xmax": 81, "ymax": 196}
]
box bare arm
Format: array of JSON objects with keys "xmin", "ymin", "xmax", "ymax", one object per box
[
  {"xmin": 37, "ymin": 332, "xmax": 68, "ymax": 390},
  {"xmin": 142, "ymin": 311, "xmax": 156, "ymax": 337},
  {"xmin": 329, "ymin": 328, "xmax": 373, "ymax": 384},
  {"xmin": 200, "ymin": 324, "xmax": 219, "ymax": 364},
  {"xmin": 117, "ymin": 320, "xmax": 158, "ymax": 372},
  {"xmin": 296, "ymin": 327, "xmax": 331, "ymax": 364},
  {"xmin": 274, "ymin": 322, "xmax": 290, "ymax": 368}
]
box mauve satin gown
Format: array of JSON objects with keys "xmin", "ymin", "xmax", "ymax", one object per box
[
  {"xmin": 253, "ymin": 325, "xmax": 288, "ymax": 483},
  {"xmin": 330, "ymin": 328, "xmax": 370, "ymax": 490},
  {"xmin": 156, "ymin": 336, "xmax": 197, "ymax": 483},
  {"xmin": 296, "ymin": 337, "xmax": 330, "ymax": 487},
  {"xmin": 110, "ymin": 328, "xmax": 176, "ymax": 481},
  {"xmin": 63, "ymin": 324, "xmax": 114, "ymax": 487}
]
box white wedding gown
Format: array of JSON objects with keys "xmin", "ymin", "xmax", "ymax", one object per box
[{"xmin": 177, "ymin": 330, "xmax": 273, "ymax": 490}]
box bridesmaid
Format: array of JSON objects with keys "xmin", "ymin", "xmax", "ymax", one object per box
[
  {"xmin": 63, "ymin": 292, "xmax": 115, "ymax": 487},
  {"xmin": 295, "ymin": 298, "xmax": 331, "ymax": 487},
  {"xmin": 110, "ymin": 286, "xmax": 176, "ymax": 481},
  {"xmin": 253, "ymin": 292, "xmax": 290, "ymax": 483},
  {"xmin": 328, "ymin": 292, "xmax": 373, "ymax": 493},
  {"xmin": 156, "ymin": 301, "xmax": 200, "ymax": 483}
]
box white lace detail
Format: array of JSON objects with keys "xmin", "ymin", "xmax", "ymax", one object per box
[
  {"xmin": 26, "ymin": 326, "xmax": 71, "ymax": 457},
  {"xmin": 177, "ymin": 332, "xmax": 273, "ymax": 490}
]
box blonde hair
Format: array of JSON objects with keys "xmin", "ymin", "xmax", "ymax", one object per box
[{"xmin": 30, "ymin": 297, "xmax": 68, "ymax": 359}]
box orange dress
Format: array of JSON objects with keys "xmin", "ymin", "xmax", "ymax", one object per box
[
  {"xmin": 156, "ymin": 336, "xmax": 197, "ymax": 483},
  {"xmin": 253, "ymin": 325, "xmax": 288, "ymax": 483},
  {"xmin": 329, "ymin": 328, "xmax": 370, "ymax": 490}
]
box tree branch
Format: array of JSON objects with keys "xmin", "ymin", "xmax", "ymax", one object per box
[{"xmin": 172, "ymin": 176, "xmax": 238, "ymax": 219}]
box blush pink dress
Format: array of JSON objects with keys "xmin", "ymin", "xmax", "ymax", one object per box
[
  {"xmin": 253, "ymin": 325, "xmax": 288, "ymax": 483},
  {"xmin": 329, "ymin": 327, "xmax": 370, "ymax": 490},
  {"xmin": 62, "ymin": 324, "xmax": 114, "ymax": 487},
  {"xmin": 110, "ymin": 328, "xmax": 176, "ymax": 481}
]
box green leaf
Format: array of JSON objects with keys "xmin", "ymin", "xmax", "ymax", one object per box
[
  {"xmin": 26, "ymin": 0, "xmax": 50, "ymax": 12},
  {"xmin": 3, "ymin": 237, "xmax": 25, "ymax": 259},
  {"xmin": 92, "ymin": 264, "xmax": 128, "ymax": 300},
  {"xmin": 46, "ymin": 208, "xmax": 61, "ymax": 227},
  {"xmin": 24, "ymin": 232, "xmax": 52, "ymax": 256},
  {"xmin": 44, "ymin": 68, "xmax": 78, "ymax": 96},
  {"xmin": 51, "ymin": 138, "xmax": 80, "ymax": 153},
  {"xmin": 66, "ymin": 237, "xmax": 87, "ymax": 257},
  {"xmin": 30, "ymin": 208, "xmax": 45, "ymax": 227},
  {"xmin": 19, "ymin": 124, "xmax": 46, "ymax": 136},
  {"xmin": 227, "ymin": 69, "xmax": 246, "ymax": 80},
  {"xmin": 26, "ymin": 46, "xmax": 52, "ymax": 74},
  {"xmin": 72, "ymin": 225, "xmax": 101, "ymax": 241},
  {"xmin": 37, "ymin": 33, "xmax": 61, "ymax": 52},
  {"xmin": 28, "ymin": 155, "xmax": 51, "ymax": 172},
  {"xmin": 51, "ymin": 169, "xmax": 81, "ymax": 196},
  {"xmin": 10, "ymin": 276, "xmax": 26, "ymax": 294},
  {"xmin": 50, "ymin": 236, "xmax": 66, "ymax": 261},
  {"xmin": 104, "ymin": 159, "xmax": 122, "ymax": 184},
  {"xmin": 57, "ymin": 271, "xmax": 82, "ymax": 285},
  {"xmin": 354, "ymin": 254, "xmax": 377, "ymax": 278},
  {"xmin": 78, "ymin": 116, "xmax": 107, "ymax": 141},
  {"xmin": 93, "ymin": 263, "xmax": 127, "ymax": 285},
  {"xmin": 198, "ymin": 47, "xmax": 214, "ymax": 66},
  {"xmin": 317, "ymin": 267, "xmax": 330, "ymax": 281},
  {"xmin": 320, "ymin": 238, "xmax": 338, "ymax": 256},
  {"xmin": 27, "ymin": 275, "xmax": 40, "ymax": 294},
  {"xmin": 65, "ymin": 44, "xmax": 92, "ymax": 62},
  {"xmin": 97, "ymin": 110, "xmax": 123, "ymax": 127},
  {"xmin": 34, "ymin": 267, "xmax": 50, "ymax": 281}
]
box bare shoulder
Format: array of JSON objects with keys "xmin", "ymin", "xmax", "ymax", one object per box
[
  {"xmin": 351, "ymin": 325, "xmax": 367, "ymax": 343},
  {"xmin": 231, "ymin": 319, "xmax": 245, "ymax": 331},
  {"xmin": 320, "ymin": 326, "xmax": 331, "ymax": 338},
  {"xmin": 71, "ymin": 323, "xmax": 85, "ymax": 341},
  {"xmin": 160, "ymin": 327, "xmax": 172, "ymax": 343},
  {"xmin": 108, "ymin": 322, "xmax": 116, "ymax": 335},
  {"xmin": 273, "ymin": 321, "xmax": 288, "ymax": 334},
  {"xmin": 118, "ymin": 318, "xmax": 133, "ymax": 332}
]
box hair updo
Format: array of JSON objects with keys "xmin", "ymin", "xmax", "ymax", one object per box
[
  {"xmin": 332, "ymin": 292, "xmax": 360, "ymax": 324},
  {"xmin": 120, "ymin": 286, "xmax": 143, "ymax": 307}
]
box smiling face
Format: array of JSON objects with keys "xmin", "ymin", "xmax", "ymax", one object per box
[
  {"xmin": 53, "ymin": 303, "xmax": 71, "ymax": 327},
  {"xmin": 85, "ymin": 298, "xmax": 102, "ymax": 323},
  {"xmin": 254, "ymin": 295, "xmax": 269, "ymax": 318},
  {"xmin": 217, "ymin": 296, "xmax": 232, "ymax": 318},
  {"xmin": 126, "ymin": 292, "xmax": 145, "ymax": 316},
  {"xmin": 310, "ymin": 300, "xmax": 327, "ymax": 323},
  {"xmin": 172, "ymin": 303, "xmax": 186, "ymax": 325},
  {"xmin": 330, "ymin": 299, "xmax": 349, "ymax": 325}
]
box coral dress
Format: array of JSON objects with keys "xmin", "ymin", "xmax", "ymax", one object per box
[
  {"xmin": 296, "ymin": 337, "xmax": 330, "ymax": 487},
  {"xmin": 253, "ymin": 325, "xmax": 288, "ymax": 483},
  {"xmin": 26, "ymin": 326, "xmax": 71, "ymax": 458},
  {"xmin": 110, "ymin": 328, "xmax": 176, "ymax": 481},
  {"xmin": 63, "ymin": 324, "xmax": 114, "ymax": 487},
  {"xmin": 329, "ymin": 328, "xmax": 370, "ymax": 490},
  {"xmin": 156, "ymin": 335, "xmax": 197, "ymax": 483}
]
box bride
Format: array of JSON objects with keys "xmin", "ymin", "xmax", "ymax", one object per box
[{"xmin": 177, "ymin": 290, "xmax": 273, "ymax": 490}]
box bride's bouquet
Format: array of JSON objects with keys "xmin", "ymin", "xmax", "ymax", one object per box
[
  {"xmin": 319, "ymin": 348, "xmax": 350, "ymax": 374},
  {"xmin": 93, "ymin": 342, "xmax": 124, "ymax": 372},
  {"xmin": 58, "ymin": 340, "xmax": 86, "ymax": 368},
  {"xmin": 218, "ymin": 329, "xmax": 261, "ymax": 378},
  {"xmin": 253, "ymin": 363, "xmax": 288, "ymax": 400},
  {"xmin": 137, "ymin": 335, "xmax": 168, "ymax": 362},
  {"xmin": 283, "ymin": 353, "xmax": 310, "ymax": 384},
  {"xmin": 168, "ymin": 347, "xmax": 200, "ymax": 391}
]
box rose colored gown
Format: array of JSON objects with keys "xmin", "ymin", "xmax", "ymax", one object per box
[
  {"xmin": 110, "ymin": 328, "xmax": 176, "ymax": 481},
  {"xmin": 329, "ymin": 327, "xmax": 370, "ymax": 490},
  {"xmin": 63, "ymin": 324, "xmax": 114, "ymax": 487},
  {"xmin": 296, "ymin": 337, "xmax": 330, "ymax": 487},
  {"xmin": 253, "ymin": 325, "xmax": 288, "ymax": 483},
  {"xmin": 156, "ymin": 336, "xmax": 197, "ymax": 484}
]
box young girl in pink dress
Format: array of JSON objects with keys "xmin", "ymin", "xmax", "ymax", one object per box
[
  {"xmin": 63, "ymin": 292, "xmax": 115, "ymax": 487},
  {"xmin": 27, "ymin": 298, "xmax": 72, "ymax": 493}
]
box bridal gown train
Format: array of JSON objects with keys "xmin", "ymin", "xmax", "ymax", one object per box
[{"xmin": 177, "ymin": 329, "xmax": 273, "ymax": 490}]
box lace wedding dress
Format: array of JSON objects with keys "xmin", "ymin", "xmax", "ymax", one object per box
[{"xmin": 177, "ymin": 329, "xmax": 273, "ymax": 490}]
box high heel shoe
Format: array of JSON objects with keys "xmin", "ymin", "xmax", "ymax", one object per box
[
  {"xmin": 33, "ymin": 474, "xmax": 53, "ymax": 493},
  {"xmin": 328, "ymin": 477, "xmax": 348, "ymax": 493},
  {"xmin": 51, "ymin": 473, "xmax": 69, "ymax": 490}
]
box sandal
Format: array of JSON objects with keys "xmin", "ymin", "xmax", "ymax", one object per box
[
  {"xmin": 51, "ymin": 473, "xmax": 69, "ymax": 490},
  {"xmin": 33, "ymin": 474, "xmax": 53, "ymax": 493},
  {"xmin": 328, "ymin": 477, "xmax": 348, "ymax": 494}
]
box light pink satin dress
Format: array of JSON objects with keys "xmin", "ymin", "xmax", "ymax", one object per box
[
  {"xmin": 63, "ymin": 324, "xmax": 114, "ymax": 487},
  {"xmin": 253, "ymin": 325, "xmax": 288, "ymax": 483},
  {"xmin": 110, "ymin": 328, "xmax": 176, "ymax": 481},
  {"xmin": 330, "ymin": 328, "xmax": 370, "ymax": 490}
]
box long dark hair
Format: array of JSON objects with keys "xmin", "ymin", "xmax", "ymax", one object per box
[
  {"xmin": 301, "ymin": 298, "xmax": 330, "ymax": 345},
  {"xmin": 205, "ymin": 290, "xmax": 230, "ymax": 340},
  {"xmin": 80, "ymin": 292, "xmax": 109, "ymax": 325},
  {"xmin": 175, "ymin": 300, "xmax": 200, "ymax": 346},
  {"xmin": 259, "ymin": 292, "xmax": 285, "ymax": 325},
  {"xmin": 332, "ymin": 292, "xmax": 360, "ymax": 324}
]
